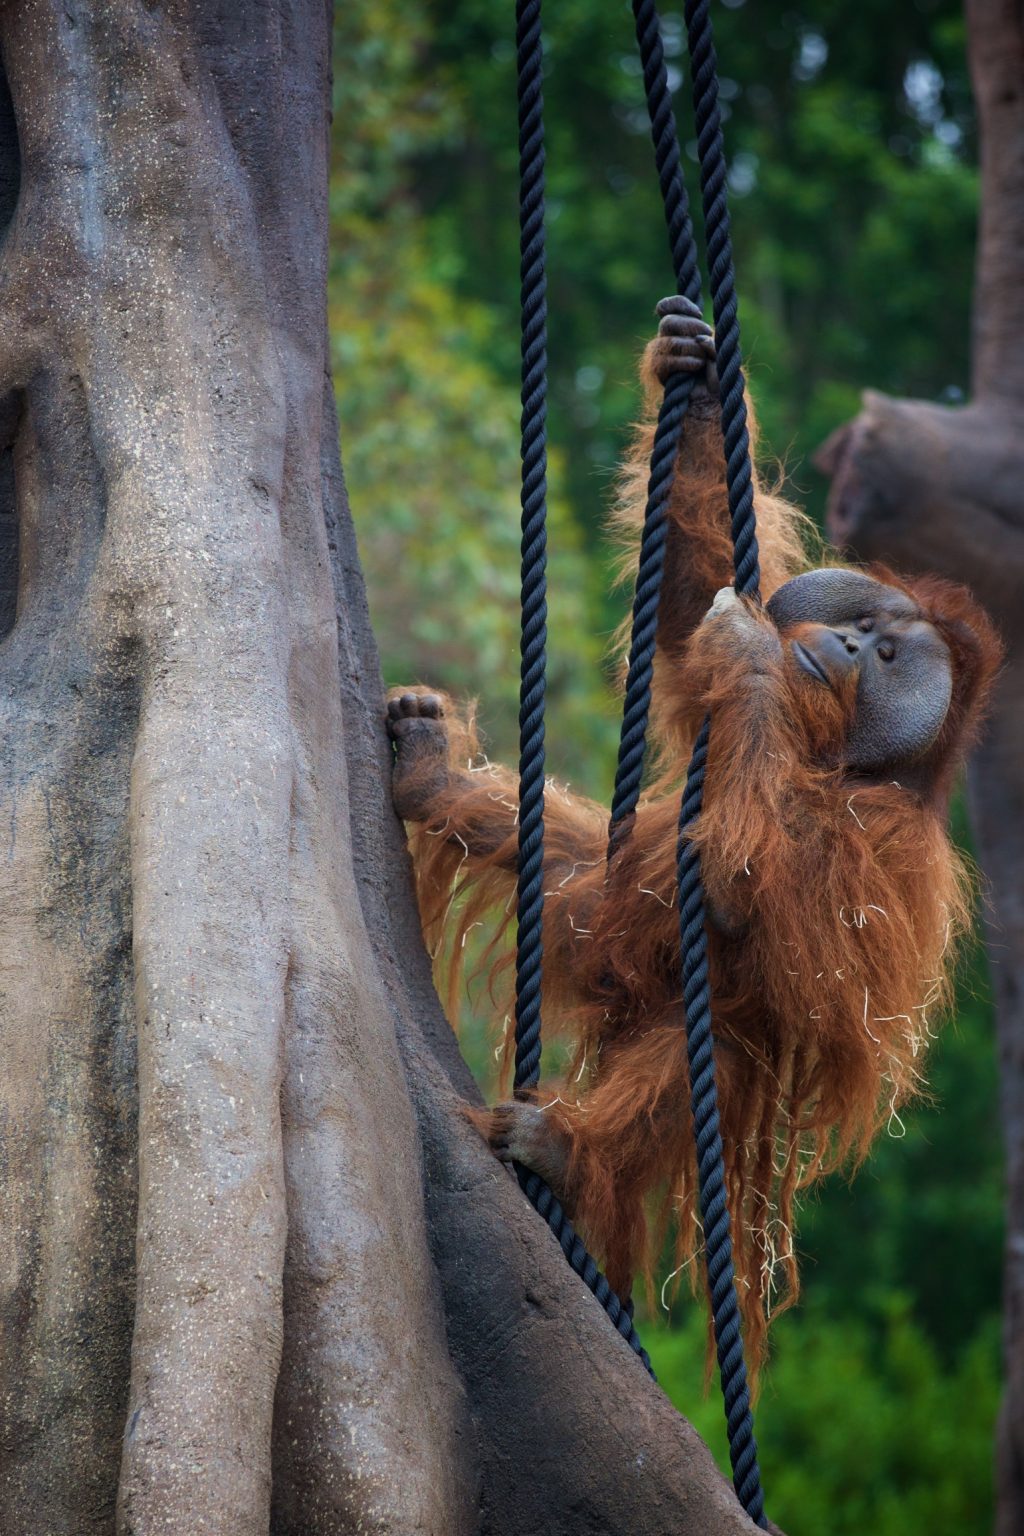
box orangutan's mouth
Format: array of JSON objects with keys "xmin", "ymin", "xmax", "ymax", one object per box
[{"xmin": 792, "ymin": 641, "xmax": 832, "ymax": 687}]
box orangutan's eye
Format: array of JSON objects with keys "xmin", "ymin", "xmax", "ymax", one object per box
[
  {"xmin": 877, "ymin": 640, "xmax": 895, "ymax": 662},
  {"xmin": 856, "ymin": 617, "xmax": 874, "ymax": 633}
]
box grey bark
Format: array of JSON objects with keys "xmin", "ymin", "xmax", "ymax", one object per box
[
  {"xmin": 0, "ymin": 3, "xmax": 771, "ymax": 1533},
  {"xmin": 815, "ymin": 2, "xmax": 1024, "ymax": 1530}
]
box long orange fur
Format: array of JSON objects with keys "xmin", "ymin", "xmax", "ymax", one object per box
[{"xmin": 398, "ymin": 338, "xmax": 1002, "ymax": 1381}]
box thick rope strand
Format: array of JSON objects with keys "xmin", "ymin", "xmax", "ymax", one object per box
[
  {"xmin": 685, "ymin": 0, "xmax": 760, "ymax": 598},
  {"xmin": 512, "ymin": 0, "xmax": 655, "ymax": 1373},
  {"xmin": 633, "ymin": 0, "xmax": 702, "ymax": 303},
  {"xmin": 510, "ymin": 3, "xmax": 774, "ymax": 1474},
  {"xmin": 608, "ymin": 0, "xmax": 703, "ymax": 843},
  {"xmin": 676, "ymin": 0, "xmax": 766, "ymax": 1523},
  {"xmin": 609, "ymin": 369, "xmax": 693, "ymax": 842},
  {"xmin": 677, "ymin": 730, "xmax": 766, "ymax": 1525},
  {"xmin": 513, "ymin": 0, "xmax": 547, "ymax": 1095},
  {"xmin": 517, "ymin": 1166, "xmax": 654, "ymax": 1374}
]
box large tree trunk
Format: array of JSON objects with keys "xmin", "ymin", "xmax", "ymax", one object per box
[
  {"xmin": 0, "ymin": 5, "xmax": 768, "ymax": 1532},
  {"xmin": 816, "ymin": 2, "xmax": 1024, "ymax": 1529}
]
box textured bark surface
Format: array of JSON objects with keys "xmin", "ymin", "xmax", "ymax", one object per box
[
  {"xmin": 0, "ymin": 4, "xmax": 470, "ymax": 1532},
  {"xmin": 0, "ymin": 4, "xmax": 771, "ymax": 1533},
  {"xmin": 816, "ymin": 3, "xmax": 1024, "ymax": 1529}
]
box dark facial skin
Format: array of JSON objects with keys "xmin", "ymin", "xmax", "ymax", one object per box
[
  {"xmin": 766, "ymin": 568, "xmax": 953, "ymax": 772},
  {"xmin": 649, "ymin": 308, "xmax": 957, "ymax": 778}
]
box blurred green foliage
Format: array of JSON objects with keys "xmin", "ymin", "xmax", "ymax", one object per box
[
  {"xmin": 330, "ymin": 0, "xmax": 618, "ymax": 784},
  {"xmin": 652, "ymin": 1295, "xmax": 1000, "ymax": 1533},
  {"xmin": 329, "ymin": 2, "xmax": 1002, "ymax": 1530}
]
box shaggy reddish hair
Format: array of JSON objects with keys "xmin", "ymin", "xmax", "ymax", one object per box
[{"xmin": 399, "ymin": 345, "xmax": 1002, "ymax": 1383}]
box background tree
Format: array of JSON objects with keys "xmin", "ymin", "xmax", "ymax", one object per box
[{"xmin": 814, "ymin": 2, "xmax": 1024, "ymax": 1530}]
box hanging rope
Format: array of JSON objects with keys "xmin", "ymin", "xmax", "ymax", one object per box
[
  {"xmin": 512, "ymin": 0, "xmax": 653, "ymax": 1376},
  {"xmin": 672, "ymin": 0, "xmax": 765, "ymax": 1522},
  {"xmin": 513, "ymin": 0, "xmax": 548, "ymax": 1096},
  {"xmin": 608, "ymin": 0, "xmax": 702, "ymax": 844},
  {"xmin": 511, "ymin": 2, "xmax": 769, "ymax": 1519},
  {"xmin": 686, "ymin": 0, "xmax": 760, "ymax": 597},
  {"xmin": 606, "ymin": 0, "xmax": 766, "ymax": 1518}
]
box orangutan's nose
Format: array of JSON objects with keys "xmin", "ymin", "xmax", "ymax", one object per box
[{"xmin": 831, "ymin": 628, "xmax": 861, "ymax": 656}]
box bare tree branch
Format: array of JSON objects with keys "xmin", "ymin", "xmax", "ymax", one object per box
[
  {"xmin": 968, "ymin": 0, "xmax": 1024, "ymax": 398},
  {"xmin": 817, "ymin": 8, "xmax": 1024, "ymax": 1528}
]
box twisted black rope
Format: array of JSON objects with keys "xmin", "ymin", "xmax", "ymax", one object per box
[
  {"xmin": 517, "ymin": 1165, "xmax": 653, "ymax": 1372},
  {"xmin": 673, "ymin": 0, "xmax": 765, "ymax": 1523},
  {"xmin": 686, "ymin": 0, "xmax": 760, "ymax": 599},
  {"xmin": 633, "ymin": 0, "xmax": 703, "ymax": 295},
  {"xmin": 513, "ymin": 0, "xmax": 547, "ymax": 1096},
  {"xmin": 510, "ymin": 1, "xmax": 773, "ymax": 1503},
  {"xmin": 608, "ymin": 0, "xmax": 703, "ymax": 842},
  {"xmin": 612, "ymin": 0, "xmax": 766, "ymax": 1517},
  {"xmin": 677, "ymin": 730, "xmax": 766, "ymax": 1524},
  {"xmin": 512, "ymin": 0, "xmax": 654, "ymax": 1376}
]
